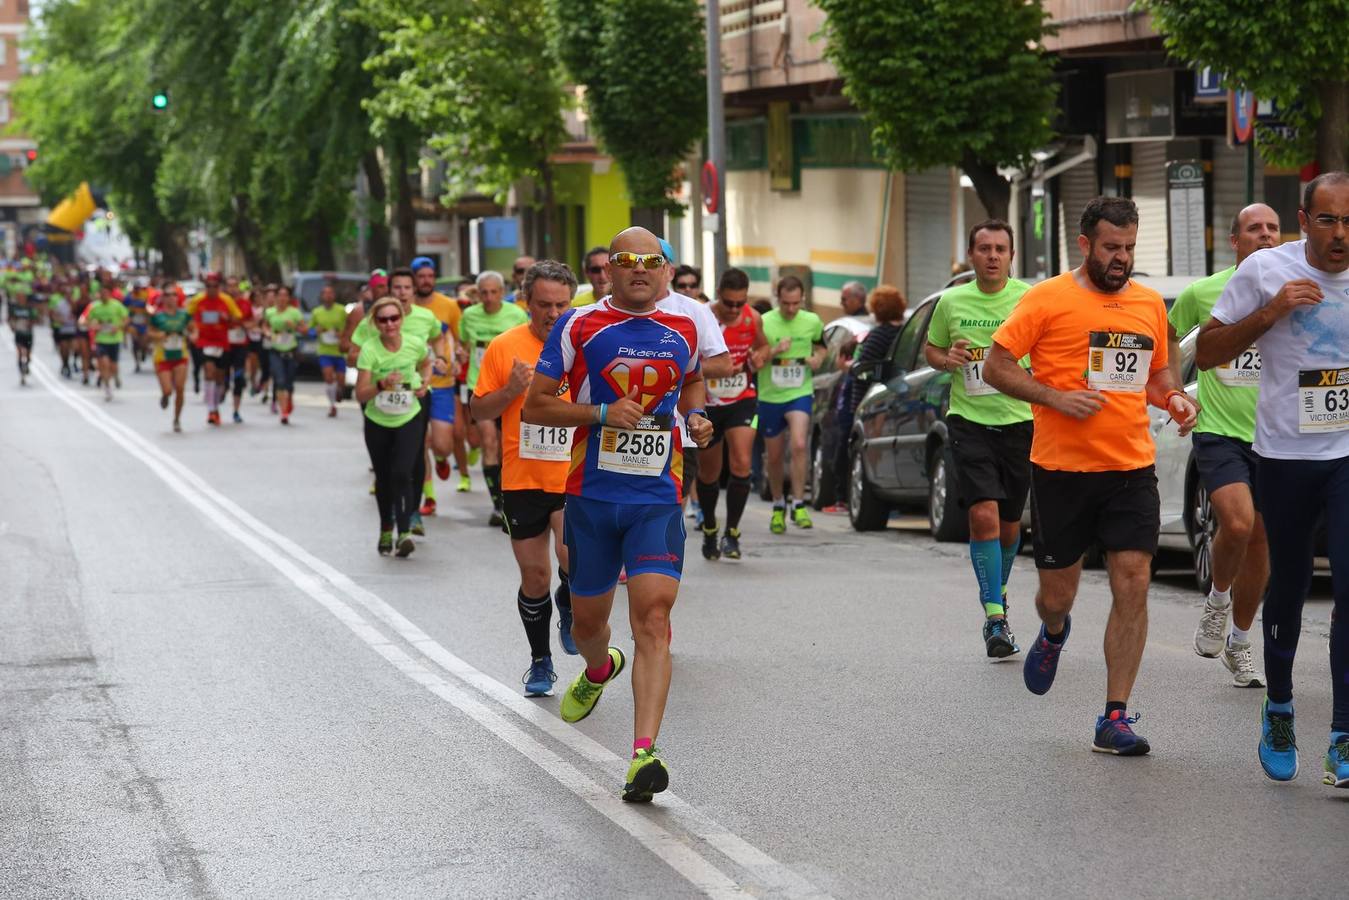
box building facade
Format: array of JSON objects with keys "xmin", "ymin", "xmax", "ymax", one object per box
[{"xmin": 0, "ymin": 0, "xmax": 42, "ymax": 259}]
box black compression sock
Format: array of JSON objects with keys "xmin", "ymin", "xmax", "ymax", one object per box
[
  {"xmin": 517, "ymin": 589, "xmax": 553, "ymax": 659},
  {"xmin": 696, "ymin": 479, "xmax": 720, "ymax": 532},
  {"xmin": 1105, "ymin": 701, "xmax": 1127, "ymax": 718},
  {"xmin": 725, "ymin": 476, "xmax": 751, "ymax": 531},
  {"xmin": 554, "ymin": 566, "xmax": 571, "ymax": 613},
  {"xmin": 483, "ymin": 464, "xmax": 502, "ymax": 505}
]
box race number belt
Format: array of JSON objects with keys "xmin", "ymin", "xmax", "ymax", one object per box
[
  {"xmin": 1298, "ymin": 367, "xmax": 1349, "ymax": 434},
  {"xmin": 519, "ymin": 421, "xmax": 572, "ymax": 461},
  {"xmin": 1215, "ymin": 347, "xmax": 1262, "ymax": 387},
  {"xmin": 960, "ymin": 346, "xmax": 996, "ymax": 397},
  {"xmin": 770, "ymin": 358, "xmax": 807, "ymax": 389},
  {"xmin": 598, "ymin": 414, "xmax": 672, "ymax": 477},
  {"xmin": 374, "ymin": 389, "xmax": 415, "ymax": 415},
  {"xmin": 320, "ymin": 330, "xmax": 340, "ymax": 346},
  {"xmin": 1087, "ymin": 331, "xmax": 1153, "ymax": 393},
  {"xmin": 707, "ymin": 371, "xmax": 748, "ymax": 399},
  {"xmin": 163, "ymin": 335, "xmax": 185, "ymax": 352}
]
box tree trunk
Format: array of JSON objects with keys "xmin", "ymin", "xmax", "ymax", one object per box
[
  {"xmin": 960, "ymin": 150, "xmax": 1011, "ymax": 222},
  {"xmin": 310, "ymin": 216, "xmax": 336, "ymax": 270},
  {"xmin": 392, "ymin": 140, "xmax": 417, "ymax": 265},
  {"xmin": 155, "ymin": 221, "xmax": 190, "ymax": 278},
  {"xmin": 1317, "ymin": 80, "xmax": 1349, "ymax": 174},
  {"xmin": 362, "ymin": 149, "xmax": 390, "ymax": 270},
  {"xmin": 232, "ymin": 194, "xmax": 281, "ymax": 283},
  {"xmin": 540, "ymin": 160, "xmax": 559, "ymax": 260}
]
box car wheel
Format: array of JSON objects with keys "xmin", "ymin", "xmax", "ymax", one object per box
[
  {"xmin": 848, "ymin": 444, "xmax": 889, "ymax": 531},
  {"xmin": 1188, "ymin": 477, "xmax": 1216, "ymax": 594},
  {"xmin": 811, "ymin": 435, "xmax": 836, "ymax": 510},
  {"xmin": 928, "ymin": 445, "xmax": 968, "ymax": 543}
]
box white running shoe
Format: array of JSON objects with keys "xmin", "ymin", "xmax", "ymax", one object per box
[
  {"xmin": 1221, "ymin": 638, "xmax": 1265, "ymax": 688},
  {"xmin": 1194, "ymin": 595, "xmax": 1230, "ymax": 658}
]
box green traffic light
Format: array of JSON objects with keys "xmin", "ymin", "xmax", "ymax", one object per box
[{"xmin": 152, "ymin": 92, "xmax": 169, "ymax": 110}]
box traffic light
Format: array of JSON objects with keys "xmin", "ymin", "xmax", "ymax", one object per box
[
  {"xmin": 151, "ymin": 90, "xmax": 169, "ymax": 111},
  {"xmin": 25, "ymin": 149, "xmax": 37, "ymax": 164}
]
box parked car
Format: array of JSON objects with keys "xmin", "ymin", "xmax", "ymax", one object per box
[
  {"xmin": 807, "ymin": 314, "xmax": 873, "ymax": 508},
  {"xmin": 291, "ymin": 271, "xmax": 369, "ymax": 368}
]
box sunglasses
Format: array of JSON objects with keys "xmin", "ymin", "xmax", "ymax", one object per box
[
  {"xmin": 375, "ymin": 314, "xmax": 402, "ymax": 325},
  {"xmin": 721, "ymin": 299, "xmax": 747, "ymax": 309},
  {"xmin": 586, "ymin": 265, "xmax": 605, "ymax": 275},
  {"xmin": 513, "ymin": 267, "xmax": 526, "ymax": 274},
  {"xmin": 609, "ymin": 252, "xmax": 666, "ymax": 270}
]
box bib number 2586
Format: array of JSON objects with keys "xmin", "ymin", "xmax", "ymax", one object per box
[{"xmin": 598, "ymin": 420, "xmax": 670, "ymax": 477}]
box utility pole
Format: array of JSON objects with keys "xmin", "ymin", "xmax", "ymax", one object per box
[{"xmin": 705, "ymin": 0, "xmax": 728, "ymax": 280}]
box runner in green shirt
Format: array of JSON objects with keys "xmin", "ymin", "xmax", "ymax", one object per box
[
  {"xmin": 355, "ymin": 294, "xmax": 433, "ymax": 558},
  {"xmin": 149, "ymin": 289, "xmax": 192, "ymax": 431},
  {"xmin": 264, "ymin": 287, "xmax": 306, "ymax": 425},
  {"xmin": 310, "ymin": 283, "xmax": 349, "ymax": 417},
  {"xmin": 923, "ymin": 220, "xmax": 1032, "ymax": 658},
  {"xmin": 1169, "ymin": 202, "xmax": 1280, "ymax": 687},
  {"xmin": 459, "ymin": 270, "xmax": 528, "ymax": 527},
  {"xmin": 756, "ymin": 275, "xmax": 826, "ymax": 533},
  {"xmin": 86, "ymin": 296, "xmax": 129, "ymax": 401}
]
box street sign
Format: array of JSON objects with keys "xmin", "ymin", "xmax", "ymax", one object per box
[
  {"xmin": 1168, "ymin": 160, "xmax": 1207, "ymax": 277},
  {"xmin": 1230, "ymin": 89, "xmax": 1256, "ymax": 144},
  {"xmin": 482, "ymin": 217, "xmax": 518, "ymax": 250},
  {"xmin": 701, "ymin": 161, "xmax": 719, "ymax": 215},
  {"xmin": 1194, "ymin": 68, "xmax": 1224, "ymax": 103}
]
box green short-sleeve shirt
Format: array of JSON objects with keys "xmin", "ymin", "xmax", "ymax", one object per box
[
  {"xmin": 1168, "ymin": 266, "xmax": 1255, "ymax": 443},
  {"xmin": 928, "ymin": 279, "xmax": 1034, "ymax": 425},
  {"xmin": 756, "ymin": 309, "xmax": 824, "ymax": 404},
  {"xmin": 310, "ymin": 304, "xmax": 347, "ymax": 357},
  {"xmin": 358, "ymin": 335, "xmax": 428, "ymax": 428},
  {"xmin": 266, "ymin": 307, "xmax": 306, "ymax": 352},
  {"xmin": 459, "ymin": 302, "xmax": 528, "ymax": 390},
  {"xmin": 352, "ymin": 303, "xmax": 442, "ymax": 352},
  {"xmin": 87, "ymin": 299, "xmax": 129, "ymax": 345}
]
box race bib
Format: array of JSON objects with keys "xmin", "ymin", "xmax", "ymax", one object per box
[
  {"xmin": 770, "ymin": 361, "xmax": 806, "ymax": 389},
  {"xmin": 960, "ymin": 346, "xmax": 997, "ymax": 397},
  {"xmin": 1087, "ymin": 332, "xmax": 1153, "ymax": 393},
  {"xmin": 519, "ymin": 421, "xmax": 572, "ymax": 461},
  {"xmin": 163, "ymin": 335, "xmax": 185, "ymax": 352},
  {"xmin": 203, "ymin": 345, "xmax": 225, "ymax": 359},
  {"xmin": 200, "ymin": 310, "xmax": 221, "ymax": 325},
  {"xmin": 473, "ymin": 341, "xmax": 488, "ymax": 368},
  {"xmin": 598, "ymin": 416, "xmax": 671, "ymax": 477},
  {"xmin": 1298, "ymin": 367, "xmax": 1349, "ymax": 434},
  {"xmin": 320, "ymin": 330, "xmax": 339, "ymax": 346},
  {"xmin": 375, "ymin": 389, "xmax": 415, "ymax": 415},
  {"xmin": 227, "ymin": 327, "xmax": 246, "ymax": 343},
  {"xmin": 1215, "ymin": 347, "xmax": 1262, "ymax": 387},
  {"xmin": 132, "ymin": 313, "xmax": 148, "ymax": 325},
  {"xmin": 707, "ymin": 371, "xmax": 748, "ymax": 399}
]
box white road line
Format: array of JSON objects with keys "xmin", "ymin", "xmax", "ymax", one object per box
[{"xmin": 30, "ymin": 359, "xmax": 831, "ymax": 900}]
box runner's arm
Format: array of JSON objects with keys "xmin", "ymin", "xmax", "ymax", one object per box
[
  {"xmin": 983, "ymin": 342, "xmax": 1075, "ymax": 411},
  {"xmin": 522, "ymin": 373, "xmax": 600, "ymax": 427},
  {"xmin": 701, "ymin": 352, "xmax": 733, "ymax": 379},
  {"xmin": 808, "ymin": 340, "xmax": 828, "ymax": 372}
]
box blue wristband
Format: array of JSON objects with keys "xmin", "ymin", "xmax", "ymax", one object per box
[
  {"xmin": 686, "ymin": 408, "xmax": 707, "ymax": 419},
  {"xmin": 598, "ymin": 402, "xmax": 608, "ymax": 425}
]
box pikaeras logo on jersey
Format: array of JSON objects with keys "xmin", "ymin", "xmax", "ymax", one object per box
[{"xmin": 601, "ymin": 357, "xmax": 682, "ymax": 409}]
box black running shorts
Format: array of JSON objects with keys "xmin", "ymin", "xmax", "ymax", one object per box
[
  {"xmin": 947, "ymin": 414, "xmax": 1033, "ymax": 521},
  {"xmin": 1029, "ymin": 464, "xmax": 1160, "ymax": 569}
]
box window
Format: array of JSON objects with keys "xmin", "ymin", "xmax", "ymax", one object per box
[
  {"xmin": 0, "ymin": 39, "xmax": 7, "ymax": 66},
  {"xmin": 891, "ymin": 300, "xmax": 935, "ymax": 371},
  {"xmin": 0, "ymin": 97, "xmax": 10, "ymax": 125}
]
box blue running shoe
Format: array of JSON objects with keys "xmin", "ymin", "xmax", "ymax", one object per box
[
  {"xmin": 522, "ymin": 656, "xmax": 556, "ymax": 697},
  {"xmin": 1323, "ymin": 732, "xmax": 1349, "ymax": 788},
  {"xmin": 1258, "ymin": 698, "xmax": 1299, "ymax": 782},
  {"xmin": 1023, "ymin": 615, "xmax": 1070, "ymax": 695},
  {"xmin": 1092, "ymin": 710, "xmax": 1151, "ymax": 756},
  {"xmin": 557, "ymin": 603, "xmax": 578, "ymax": 656}
]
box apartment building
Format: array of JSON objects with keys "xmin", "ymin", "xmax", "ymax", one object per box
[{"xmin": 0, "ymin": 0, "xmax": 40, "ymax": 259}]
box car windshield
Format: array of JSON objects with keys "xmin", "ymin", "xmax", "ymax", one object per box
[{"xmin": 295, "ymin": 276, "xmax": 366, "ymax": 312}]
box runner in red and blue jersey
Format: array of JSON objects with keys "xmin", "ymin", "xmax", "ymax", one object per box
[{"xmin": 523, "ymin": 227, "xmax": 713, "ymax": 803}]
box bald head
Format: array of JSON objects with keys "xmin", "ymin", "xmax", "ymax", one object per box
[
  {"xmin": 1230, "ymin": 203, "xmax": 1280, "ymax": 265},
  {"xmin": 610, "ymin": 226, "xmax": 662, "ymax": 255},
  {"xmin": 606, "ymin": 227, "xmax": 667, "ymax": 309}
]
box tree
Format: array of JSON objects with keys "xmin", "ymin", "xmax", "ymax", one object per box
[
  {"xmin": 1141, "ymin": 1, "xmax": 1347, "ymax": 172},
  {"xmin": 553, "ymin": 0, "xmax": 705, "ymax": 212},
  {"xmin": 813, "ymin": 0, "xmax": 1059, "ymax": 220}
]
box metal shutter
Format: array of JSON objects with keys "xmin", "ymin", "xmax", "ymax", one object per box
[
  {"xmin": 1131, "ymin": 142, "xmax": 1169, "ymax": 277},
  {"xmin": 1212, "ymin": 142, "xmax": 1264, "ymax": 272},
  {"xmin": 906, "ymin": 168, "xmax": 953, "ymax": 302},
  {"xmin": 1056, "ymin": 153, "xmax": 1100, "ymax": 270}
]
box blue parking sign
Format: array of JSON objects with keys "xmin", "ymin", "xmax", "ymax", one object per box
[{"xmin": 1195, "ymin": 67, "xmax": 1224, "ymax": 101}]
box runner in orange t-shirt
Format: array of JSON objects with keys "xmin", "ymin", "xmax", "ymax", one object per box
[
  {"xmin": 471, "ymin": 260, "xmax": 579, "ymax": 697},
  {"xmin": 985, "ymin": 196, "xmax": 1198, "ymax": 757}
]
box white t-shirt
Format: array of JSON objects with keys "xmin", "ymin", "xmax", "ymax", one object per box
[
  {"xmin": 657, "ymin": 291, "xmax": 729, "ymax": 445},
  {"xmin": 1212, "ymin": 240, "xmax": 1349, "ymax": 460}
]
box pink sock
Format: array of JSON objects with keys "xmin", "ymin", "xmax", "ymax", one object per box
[
  {"xmin": 585, "ymin": 658, "xmax": 613, "ymax": 683},
  {"xmin": 633, "ymin": 737, "xmax": 653, "ymax": 756}
]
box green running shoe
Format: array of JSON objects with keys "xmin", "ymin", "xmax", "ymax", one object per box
[
  {"xmin": 560, "ymin": 647, "xmax": 626, "ymax": 723},
  {"xmin": 378, "ymin": 530, "xmax": 394, "ymax": 556},
  {"xmin": 622, "ymin": 747, "xmax": 669, "ymax": 803},
  {"xmin": 792, "ymin": 504, "xmax": 813, "ymax": 529},
  {"xmin": 769, "ymin": 507, "xmax": 786, "ymax": 534},
  {"xmin": 457, "ymin": 473, "xmax": 472, "ymax": 493},
  {"xmin": 467, "ymin": 447, "xmax": 481, "ymax": 466}
]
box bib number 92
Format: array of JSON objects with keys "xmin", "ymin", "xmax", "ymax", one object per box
[{"xmin": 1086, "ymin": 332, "xmax": 1153, "ymax": 393}]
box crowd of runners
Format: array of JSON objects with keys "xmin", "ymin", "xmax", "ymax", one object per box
[{"xmin": 5, "ymin": 173, "xmax": 1348, "ymax": 800}]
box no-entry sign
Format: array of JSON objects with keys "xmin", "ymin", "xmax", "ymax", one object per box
[{"xmin": 701, "ymin": 161, "xmax": 719, "ymax": 215}]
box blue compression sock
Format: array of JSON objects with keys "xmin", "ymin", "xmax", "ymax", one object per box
[
  {"xmin": 970, "ymin": 539, "xmax": 1003, "ymax": 616},
  {"xmin": 1000, "ymin": 534, "xmax": 1021, "ymax": 606}
]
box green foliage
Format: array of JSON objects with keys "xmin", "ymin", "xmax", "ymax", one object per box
[
  {"xmin": 813, "ymin": 0, "xmax": 1058, "ymax": 208},
  {"xmin": 360, "ymin": 0, "xmax": 569, "ymax": 204},
  {"xmin": 554, "ymin": 0, "xmax": 705, "ymax": 211},
  {"xmin": 1140, "ymin": 0, "xmax": 1346, "ymax": 167}
]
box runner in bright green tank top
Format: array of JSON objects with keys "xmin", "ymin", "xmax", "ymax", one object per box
[
  {"xmin": 87, "ymin": 295, "xmax": 129, "ymax": 401},
  {"xmin": 458, "ymin": 270, "xmax": 528, "ymax": 527},
  {"xmin": 1169, "ymin": 203, "xmax": 1280, "ymax": 688},
  {"xmin": 310, "ymin": 286, "xmax": 349, "ymax": 417},
  {"xmin": 923, "ymin": 220, "xmax": 1032, "ymax": 658},
  {"xmin": 756, "ymin": 275, "xmax": 826, "ymax": 533}
]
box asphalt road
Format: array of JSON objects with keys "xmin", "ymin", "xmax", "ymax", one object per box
[{"xmin": 1, "ymin": 334, "xmax": 1344, "ymax": 900}]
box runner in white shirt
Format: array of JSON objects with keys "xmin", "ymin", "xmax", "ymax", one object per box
[{"xmin": 1201, "ymin": 171, "xmax": 1349, "ymax": 787}]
